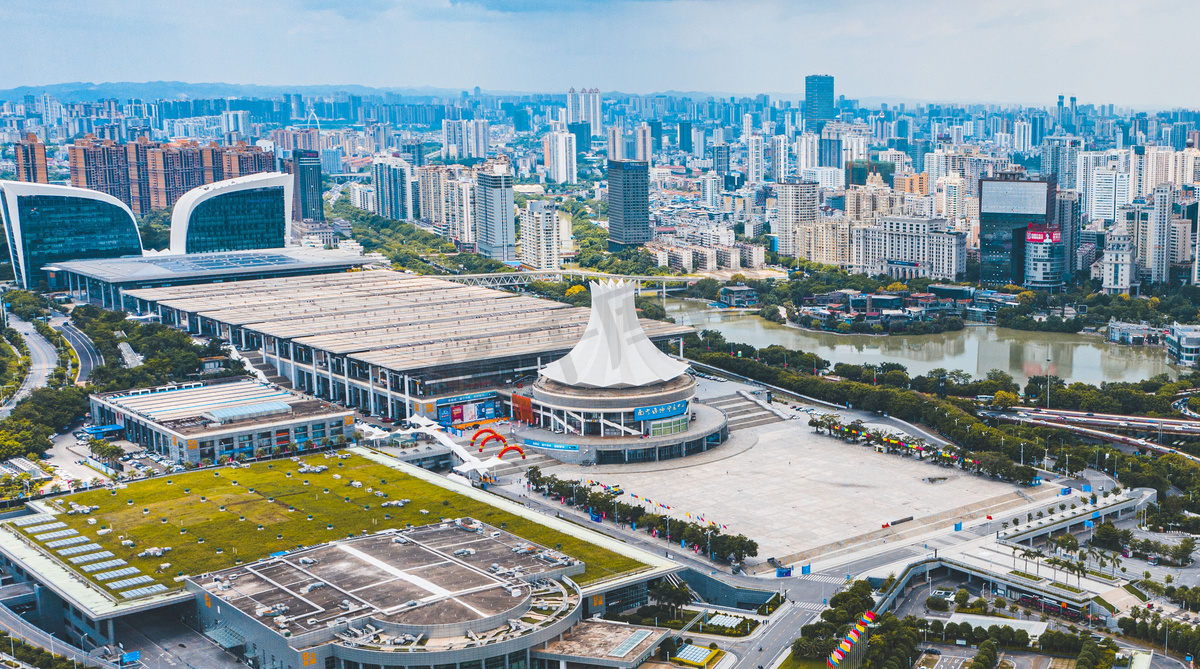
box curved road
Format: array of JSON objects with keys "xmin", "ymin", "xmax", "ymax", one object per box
[
  {"xmin": 55, "ymin": 319, "xmax": 102, "ymax": 383},
  {"xmin": 0, "ymin": 314, "xmax": 56, "ymax": 418}
]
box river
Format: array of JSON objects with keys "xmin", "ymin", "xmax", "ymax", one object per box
[{"xmin": 665, "ymin": 299, "xmax": 1177, "ymax": 387}]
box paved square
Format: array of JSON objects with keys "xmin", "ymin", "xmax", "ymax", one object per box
[{"xmin": 543, "ymin": 419, "xmax": 1023, "ymax": 560}]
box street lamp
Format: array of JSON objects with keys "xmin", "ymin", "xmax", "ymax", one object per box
[{"xmin": 1045, "ymin": 357, "xmax": 1052, "ymax": 409}]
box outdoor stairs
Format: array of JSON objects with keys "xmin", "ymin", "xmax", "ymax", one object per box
[
  {"xmin": 477, "ymin": 439, "xmax": 557, "ymax": 478},
  {"xmin": 240, "ymin": 351, "xmax": 293, "ymax": 389},
  {"xmin": 705, "ymin": 394, "xmax": 783, "ymax": 431}
]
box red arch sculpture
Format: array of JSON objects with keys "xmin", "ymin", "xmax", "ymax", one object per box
[
  {"xmin": 497, "ymin": 445, "xmax": 526, "ymax": 460},
  {"xmin": 477, "ymin": 432, "xmax": 507, "ymax": 452},
  {"xmin": 470, "ymin": 428, "xmax": 500, "ymax": 450}
]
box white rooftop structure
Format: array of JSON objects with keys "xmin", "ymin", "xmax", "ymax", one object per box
[{"xmin": 540, "ymin": 279, "xmax": 689, "ymax": 388}]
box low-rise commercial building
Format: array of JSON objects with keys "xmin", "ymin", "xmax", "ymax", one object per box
[
  {"xmin": 1168, "ymin": 322, "xmax": 1200, "ymax": 367},
  {"xmin": 89, "ymin": 377, "xmax": 354, "ymax": 464}
]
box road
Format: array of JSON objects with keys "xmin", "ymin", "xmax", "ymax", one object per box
[
  {"xmin": 0, "ymin": 314, "xmax": 56, "ymax": 418},
  {"xmin": 56, "ymin": 320, "xmax": 102, "ymax": 383}
]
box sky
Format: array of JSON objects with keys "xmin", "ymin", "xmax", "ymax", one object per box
[{"xmin": 4, "ymin": 0, "xmax": 1198, "ymax": 108}]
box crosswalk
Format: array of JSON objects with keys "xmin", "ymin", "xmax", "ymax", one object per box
[
  {"xmin": 796, "ymin": 574, "xmax": 848, "ymax": 585},
  {"xmin": 792, "ymin": 601, "xmax": 828, "ymax": 612}
]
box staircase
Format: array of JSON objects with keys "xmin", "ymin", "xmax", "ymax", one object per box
[
  {"xmin": 705, "ymin": 394, "xmax": 783, "ymax": 431},
  {"xmin": 240, "ymin": 351, "xmax": 293, "ymax": 389}
]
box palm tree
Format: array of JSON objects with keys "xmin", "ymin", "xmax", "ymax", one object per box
[{"xmin": 1031, "ymin": 549, "xmax": 1046, "ymax": 577}]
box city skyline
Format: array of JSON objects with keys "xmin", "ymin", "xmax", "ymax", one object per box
[{"xmin": 5, "ymin": 0, "xmax": 1200, "ymax": 108}]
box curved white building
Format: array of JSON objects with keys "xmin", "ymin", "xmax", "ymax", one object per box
[
  {"xmin": 0, "ymin": 180, "xmax": 143, "ymax": 289},
  {"xmin": 169, "ymin": 172, "xmax": 292, "ymax": 255}
]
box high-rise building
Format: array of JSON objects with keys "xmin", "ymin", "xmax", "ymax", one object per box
[
  {"xmin": 13, "ymin": 134, "xmax": 48, "ymax": 184},
  {"xmin": 774, "ymin": 180, "xmax": 819, "ymax": 257},
  {"xmin": 1013, "ymin": 120, "xmax": 1033, "ymax": 153},
  {"xmin": 691, "ymin": 127, "xmax": 707, "ymax": 159},
  {"xmin": 678, "ymin": 121, "xmax": 693, "ymax": 153},
  {"xmin": 1055, "ymin": 189, "xmax": 1082, "ymax": 273},
  {"xmin": 745, "ymin": 135, "xmax": 765, "ymax": 183},
  {"xmin": 1023, "ymin": 224, "xmax": 1066, "ymax": 291},
  {"xmin": 519, "ymin": 200, "xmax": 560, "ymax": 270},
  {"xmin": 770, "ymin": 135, "xmax": 790, "ymax": 181},
  {"xmin": 1086, "ymin": 168, "xmax": 1131, "ymax": 222},
  {"xmin": 68, "ymin": 136, "xmax": 131, "ymax": 208},
  {"xmin": 607, "ymin": 125, "xmax": 624, "ymax": 161},
  {"xmin": 1102, "ymin": 221, "xmax": 1137, "ymax": 294},
  {"xmin": 1040, "ymin": 136, "xmax": 1082, "ymax": 189},
  {"xmin": 699, "ymin": 172, "xmax": 721, "ymax": 208},
  {"xmin": 0, "ymin": 181, "xmax": 144, "ymax": 289},
  {"xmin": 978, "ymin": 173, "xmax": 1054, "ymax": 286},
  {"xmin": 635, "ymin": 123, "xmax": 654, "ymax": 163},
  {"xmin": 893, "ymin": 173, "xmax": 929, "ymax": 196},
  {"xmin": 147, "ymin": 144, "xmax": 205, "ymax": 211},
  {"xmin": 371, "ymin": 154, "xmax": 417, "ymax": 222},
  {"xmin": 795, "ymin": 133, "xmax": 819, "ymax": 172},
  {"xmin": 606, "ymin": 160, "xmax": 650, "ymax": 252},
  {"xmin": 851, "ymin": 215, "xmax": 966, "ymax": 280},
  {"xmin": 566, "ymin": 88, "xmax": 602, "ymax": 137},
  {"xmin": 710, "ymin": 144, "xmax": 730, "ymax": 175},
  {"xmin": 566, "ymin": 123, "xmax": 590, "ymax": 156},
  {"xmin": 441, "ymin": 119, "xmax": 489, "ymax": 160},
  {"xmin": 168, "ymin": 173, "xmax": 292, "ymax": 254},
  {"xmin": 286, "ymin": 149, "xmax": 324, "ymax": 222},
  {"xmin": 1147, "ymin": 183, "xmax": 1175, "ymax": 284},
  {"xmin": 475, "ymin": 159, "xmax": 516, "ymax": 263},
  {"xmin": 543, "ymin": 131, "xmax": 577, "ymax": 184},
  {"xmin": 803, "ymin": 75, "xmax": 835, "ymax": 133}
]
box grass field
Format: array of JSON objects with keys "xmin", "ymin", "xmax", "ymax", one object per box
[
  {"xmin": 22, "ymin": 453, "xmax": 645, "ymax": 593},
  {"xmin": 776, "ymin": 651, "xmax": 827, "ymax": 669}
]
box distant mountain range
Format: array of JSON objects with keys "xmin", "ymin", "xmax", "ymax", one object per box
[{"xmin": 0, "ymin": 81, "xmax": 1031, "ymax": 109}]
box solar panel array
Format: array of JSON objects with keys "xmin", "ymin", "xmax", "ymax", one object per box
[
  {"xmin": 58, "ymin": 544, "xmax": 102, "ymax": 556},
  {"xmin": 96, "ymin": 567, "xmax": 140, "ymax": 581},
  {"xmin": 120, "ymin": 584, "xmax": 168, "ymax": 599},
  {"xmin": 46, "ymin": 536, "xmax": 89, "ymax": 548},
  {"xmin": 609, "ymin": 629, "xmax": 654, "ymax": 658},
  {"xmin": 34, "ymin": 529, "xmax": 77, "ymax": 541},
  {"xmin": 69, "ymin": 552, "xmax": 114, "ymax": 565},
  {"xmin": 12, "ymin": 514, "xmax": 53, "ymax": 527},
  {"xmin": 107, "ymin": 576, "xmax": 155, "ymax": 590},
  {"xmin": 674, "ymin": 645, "xmax": 714, "ymax": 664},
  {"xmin": 82, "ymin": 559, "xmax": 127, "ymax": 573},
  {"xmin": 24, "ymin": 522, "xmax": 66, "ymax": 533}
]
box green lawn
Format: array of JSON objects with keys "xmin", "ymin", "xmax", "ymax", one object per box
[
  {"xmin": 777, "ymin": 651, "xmax": 827, "ymax": 669},
  {"xmin": 1123, "ymin": 584, "xmax": 1148, "ymax": 601},
  {"xmin": 23, "ymin": 453, "xmax": 645, "ymax": 594}
]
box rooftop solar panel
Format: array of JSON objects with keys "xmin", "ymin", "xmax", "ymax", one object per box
[
  {"xmin": 58, "ymin": 544, "xmax": 103, "ymax": 556},
  {"xmin": 108, "ymin": 576, "xmax": 155, "ymax": 590},
  {"xmin": 82, "ymin": 559, "xmax": 127, "ymax": 573},
  {"xmin": 45, "ymin": 536, "xmax": 89, "ymax": 548},
  {"xmin": 70, "ymin": 551, "xmax": 115, "ymax": 565},
  {"xmin": 609, "ymin": 629, "xmax": 653, "ymax": 658},
  {"xmin": 96, "ymin": 567, "xmax": 140, "ymax": 581},
  {"xmin": 120, "ymin": 584, "xmax": 168, "ymax": 599}
]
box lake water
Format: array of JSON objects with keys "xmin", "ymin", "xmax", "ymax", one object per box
[{"xmin": 665, "ymin": 299, "xmax": 1177, "ymax": 386}]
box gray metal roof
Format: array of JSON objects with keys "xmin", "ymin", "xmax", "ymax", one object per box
[{"xmin": 43, "ymin": 248, "xmax": 370, "ymax": 283}]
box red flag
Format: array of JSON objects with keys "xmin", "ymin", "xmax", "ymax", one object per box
[{"xmin": 987, "ymin": 515, "xmax": 993, "ymax": 520}]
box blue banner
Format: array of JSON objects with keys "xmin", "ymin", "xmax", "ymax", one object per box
[
  {"xmin": 436, "ymin": 391, "xmax": 497, "ymax": 407},
  {"xmin": 1081, "ymin": 484, "xmax": 1092, "ymax": 492},
  {"xmin": 776, "ymin": 567, "xmax": 793, "ymax": 577},
  {"xmin": 634, "ymin": 400, "xmax": 688, "ymax": 421},
  {"xmin": 801, "ymin": 565, "xmax": 811, "ymax": 575},
  {"xmin": 954, "ymin": 522, "xmax": 963, "ymax": 531},
  {"xmin": 524, "ymin": 439, "xmax": 579, "ymax": 452}
]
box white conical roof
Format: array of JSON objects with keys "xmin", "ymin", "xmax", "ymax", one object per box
[{"xmin": 541, "ymin": 279, "xmax": 689, "ymax": 388}]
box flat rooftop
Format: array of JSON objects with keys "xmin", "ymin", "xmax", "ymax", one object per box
[
  {"xmin": 125, "ymin": 271, "xmax": 693, "ymax": 373},
  {"xmin": 93, "ymin": 377, "xmax": 350, "ymax": 436},
  {"xmin": 43, "ymin": 248, "xmax": 370, "ymax": 284},
  {"xmin": 198, "ymin": 522, "xmax": 577, "ymax": 636},
  {"xmin": 2, "ymin": 450, "xmax": 654, "ymax": 615},
  {"xmin": 537, "ymin": 621, "xmax": 665, "ymax": 663}
]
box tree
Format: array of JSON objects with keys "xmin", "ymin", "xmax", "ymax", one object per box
[
  {"xmin": 993, "ymin": 390, "xmax": 1019, "ymax": 409},
  {"xmin": 1170, "ymin": 537, "xmax": 1196, "ymax": 566},
  {"xmin": 954, "ymin": 588, "xmax": 970, "ymax": 607},
  {"xmin": 87, "ymin": 438, "xmax": 124, "ymax": 470}
]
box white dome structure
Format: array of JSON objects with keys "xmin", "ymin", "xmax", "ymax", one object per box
[{"xmin": 540, "ymin": 279, "xmax": 689, "ymax": 388}]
